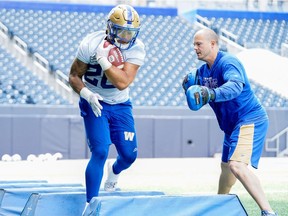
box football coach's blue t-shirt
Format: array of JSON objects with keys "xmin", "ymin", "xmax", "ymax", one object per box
[{"xmin": 198, "ymin": 51, "xmax": 268, "ymax": 135}]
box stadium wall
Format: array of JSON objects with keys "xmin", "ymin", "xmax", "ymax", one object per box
[
  {"xmin": 0, "ymin": 105, "xmax": 287, "ymax": 159},
  {"xmin": 0, "ymin": 1, "xmax": 178, "ymax": 16},
  {"xmin": 195, "ymin": 9, "xmax": 288, "ymax": 20}
]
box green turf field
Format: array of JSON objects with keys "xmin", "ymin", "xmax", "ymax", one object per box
[{"xmin": 240, "ymin": 193, "xmax": 287, "ymax": 216}]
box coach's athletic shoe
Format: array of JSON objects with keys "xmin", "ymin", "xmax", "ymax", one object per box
[
  {"xmin": 81, "ymin": 202, "xmax": 89, "ymax": 216},
  {"xmin": 104, "ymin": 162, "xmax": 119, "ymax": 192},
  {"xmin": 261, "ymin": 210, "xmax": 278, "ymax": 216}
]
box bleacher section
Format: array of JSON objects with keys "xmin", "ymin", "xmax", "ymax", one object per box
[
  {"xmin": 250, "ymin": 80, "xmax": 288, "ymax": 107},
  {"xmin": 0, "ymin": 9, "xmax": 107, "ymax": 72},
  {"xmin": 196, "ymin": 9, "xmax": 288, "ymax": 54},
  {"xmin": 0, "ymin": 6, "xmax": 200, "ymax": 106},
  {"xmin": 0, "ymin": 47, "xmax": 71, "ymax": 105},
  {"xmin": 0, "ymin": 3, "xmax": 287, "ymax": 107}
]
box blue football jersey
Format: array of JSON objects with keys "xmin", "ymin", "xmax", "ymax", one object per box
[{"xmin": 198, "ymin": 51, "xmax": 268, "ymax": 134}]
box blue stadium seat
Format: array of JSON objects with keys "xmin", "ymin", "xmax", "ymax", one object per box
[
  {"xmin": 0, "ymin": 8, "xmax": 287, "ymax": 107},
  {"xmin": 0, "ymin": 47, "xmax": 71, "ymax": 105},
  {"xmin": 207, "ymin": 16, "xmax": 288, "ymax": 52}
]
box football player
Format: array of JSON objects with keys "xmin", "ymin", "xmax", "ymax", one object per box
[
  {"xmin": 182, "ymin": 28, "xmax": 277, "ymax": 216},
  {"xmin": 69, "ymin": 4, "xmax": 145, "ymax": 213}
]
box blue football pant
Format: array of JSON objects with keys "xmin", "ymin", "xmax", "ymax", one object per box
[{"xmin": 79, "ymin": 98, "xmax": 137, "ymax": 202}]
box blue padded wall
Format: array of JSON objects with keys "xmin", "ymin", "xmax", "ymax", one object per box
[
  {"xmin": 0, "ymin": 106, "xmax": 287, "ymax": 158},
  {"xmin": 84, "ymin": 194, "xmax": 247, "ymax": 216},
  {"xmin": 41, "ymin": 117, "xmax": 70, "ymax": 158},
  {"xmin": 154, "ymin": 118, "xmax": 182, "ymax": 157},
  {"xmin": 134, "ymin": 117, "xmax": 154, "ymax": 158},
  {"xmin": 0, "ymin": 116, "xmax": 12, "ymax": 154},
  {"xmin": 182, "ymin": 117, "xmax": 210, "ymax": 157},
  {"xmin": 69, "ymin": 117, "xmax": 86, "ymax": 159},
  {"xmin": 12, "ymin": 116, "xmax": 42, "ymax": 156}
]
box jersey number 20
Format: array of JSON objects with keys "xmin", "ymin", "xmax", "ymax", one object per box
[{"xmin": 84, "ymin": 64, "xmax": 115, "ymax": 89}]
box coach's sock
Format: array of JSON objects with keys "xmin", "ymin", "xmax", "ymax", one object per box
[{"xmin": 82, "ymin": 202, "xmax": 89, "ymax": 216}]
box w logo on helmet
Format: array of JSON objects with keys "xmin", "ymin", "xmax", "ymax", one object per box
[{"xmin": 124, "ymin": 131, "xmax": 135, "ymax": 141}]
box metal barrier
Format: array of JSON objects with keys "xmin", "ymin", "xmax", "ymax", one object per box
[{"xmin": 265, "ymin": 127, "xmax": 288, "ymax": 157}]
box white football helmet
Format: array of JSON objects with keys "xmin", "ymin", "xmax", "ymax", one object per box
[{"xmin": 106, "ymin": 4, "xmax": 140, "ymax": 50}]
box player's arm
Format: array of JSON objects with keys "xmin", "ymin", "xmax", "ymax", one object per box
[
  {"xmin": 96, "ymin": 40, "xmax": 140, "ymax": 90},
  {"xmin": 69, "ymin": 58, "xmax": 103, "ymax": 117},
  {"xmin": 213, "ymin": 80, "xmax": 243, "ymax": 102},
  {"xmin": 104, "ymin": 62, "xmax": 139, "ymax": 91},
  {"xmin": 69, "ymin": 58, "xmax": 87, "ymax": 94},
  {"xmin": 214, "ymin": 62, "xmax": 244, "ymax": 102}
]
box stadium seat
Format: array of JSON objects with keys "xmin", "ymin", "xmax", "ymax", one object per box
[
  {"xmin": 0, "ymin": 7, "xmax": 287, "ymax": 107},
  {"xmin": 0, "ymin": 47, "xmax": 71, "ymax": 105},
  {"xmin": 207, "ymin": 16, "xmax": 287, "ymax": 52}
]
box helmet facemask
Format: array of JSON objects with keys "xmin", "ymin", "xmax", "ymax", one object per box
[{"xmin": 106, "ymin": 5, "xmax": 140, "ymax": 50}]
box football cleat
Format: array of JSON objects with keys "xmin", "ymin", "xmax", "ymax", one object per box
[{"xmin": 104, "ymin": 161, "xmax": 119, "ymax": 192}]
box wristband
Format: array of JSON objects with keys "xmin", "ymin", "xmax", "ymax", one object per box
[
  {"xmin": 209, "ymin": 89, "xmax": 216, "ymax": 101},
  {"xmin": 98, "ymin": 56, "xmax": 112, "ymax": 71},
  {"xmin": 80, "ymin": 87, "xmax": 92, "ymax": 101}
]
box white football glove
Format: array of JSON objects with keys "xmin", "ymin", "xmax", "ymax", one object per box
[
  {"xmin": 96, "ymin": 40, "xmax": 112, "ymax": 71},
  {"xmin": 80, "ymin": 87, "xmax": 103, "ymax": 117}
]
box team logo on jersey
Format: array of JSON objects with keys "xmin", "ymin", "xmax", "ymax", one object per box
[
  {"xmin": 124, "ymin": 131, "xmax": 135, "ymax": 141},
  {"xmin": 90, "ymin": 54, "xmax": 98, "ymax": 64},
  {"xmin": 203, "ymin": 77, "xmax": 218, "ymax": 88}
]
